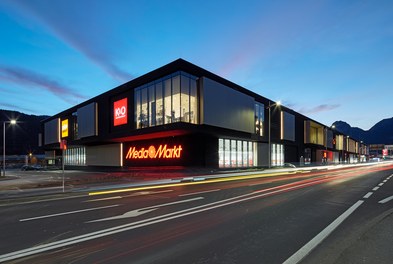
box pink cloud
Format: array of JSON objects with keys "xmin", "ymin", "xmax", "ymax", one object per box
[
  {"xmin": 298, "ymin": 104, "xmax": 340, "ymax": 114},
  {"xmin": 7, "ymin": 0, "xmax": 132, "ymax": 82},
  {"xmin": 0, "ymin": 65, "xmax": 86, "ymax": 104}
]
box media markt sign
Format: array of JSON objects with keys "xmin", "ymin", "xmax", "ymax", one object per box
[{"xmin": 125, "ymin": 144, "xmax": 183, "ymax": 159}]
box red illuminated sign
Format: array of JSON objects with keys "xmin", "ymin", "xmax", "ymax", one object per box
[
  {"xmin": 125, "ymin": 144, "xmax": 183, "ymax": 159},
  {"xmin": 60, "ymin": 139, "xmax": 67, "ymax": 150},
  {"xmin": 114, "ymin": 98, "xmax": 128, "ymax": 126},
  {"xmin": 383, "ymin": 149, "xmax": 388, "ymax": 156}
]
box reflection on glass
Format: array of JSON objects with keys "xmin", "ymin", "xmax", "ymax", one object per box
[
  {"xmin": 164, "ymin": 78, "xmax": 172, "ymax": 124},
  {"xmin": 219, "ymin": 139, "xmax": 224, "ymax": 167},
  {"xmin": 219, "ymin": 138, "xmax": 255, "ymax": 168},
  {"xmin": 255, "ymin": 102, "xmax": 264, "ymax": 136},
  {"xmin": 156, "ymin": 82, "xmax": 163, "ymax": 125},
  {"xmin": 64, "ymin": 147, "xmax": 86, "ymax": 166},
  {"xmin": 135, "ymin": 71, "xmax": 198, "ymax": 129}
]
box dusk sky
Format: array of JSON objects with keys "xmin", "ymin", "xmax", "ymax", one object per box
[{"xmin": 0, "ymin": 0, "xmax": 392, "ymax": 130}]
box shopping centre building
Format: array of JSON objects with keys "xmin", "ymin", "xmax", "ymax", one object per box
[{"xmin": 41, "ymin": 59, "xmax": 368, "ymax": 169}]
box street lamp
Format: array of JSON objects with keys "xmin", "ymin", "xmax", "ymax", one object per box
[
  {"xmin": 268, "ymin": 100, "xmax": 281, "ymax": 168},
  {"xmin": 3, "ymin": 119, "xmax": 17, "ymax": 177}
]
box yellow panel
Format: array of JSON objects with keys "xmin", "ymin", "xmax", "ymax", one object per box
[{"xmin": 61, "ymin": 119, "xmax": 68, "ymax": 138}]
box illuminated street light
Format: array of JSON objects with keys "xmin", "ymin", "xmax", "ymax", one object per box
[
  {"xmin": 2, "ymin": 119, "xmax": 17, "ymax": 177},
  {"xmin": 268, "ymin": 101, "xmax": 281, "ymax": 169}
]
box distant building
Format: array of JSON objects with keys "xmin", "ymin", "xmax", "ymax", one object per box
[
  {"xmin": 369, "ymin": 144, "xmax": 393, "ymax": 159},
  {"xmin": 41, "ymin": 59, "xmax": 367, "ymax": 169}
]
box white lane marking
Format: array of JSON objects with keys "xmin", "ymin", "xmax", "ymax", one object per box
[
  {"xmin": 383, "ymin": 180, "xmax": 387, "ymax": 183},
  {"xmin": 86, "ymin": 196, "xmax": 122, "ymax": 202},
  {"xmin": 363, "ymin": 192, "xmax": 373, "ymax": 199},
  {"xmin": 89, "ymin": 208, "xmax": 158, "ymax": 222},
  {"xmin": 378, "ymin": 183, "xmax": 384, "ymax": 186},
  {"xmin": 179, "ymin": 189, "xmax": 220, "ymax": 197},
  {"xmin": 378, "ymin": 195, "xmax": 393, "ymax": 204},
  {"xmin": 283, "ymin": 200, "xmax": 364, "ymax": 264},
  {"xmin": 123, "ymin": 189, "xmax": 174, "ymax": 197},
  {"xmin": 0, "ymin": 195, "xmax": 88, "ymax": 207},
  {"xmin": 372, "ymin": 187, "xmax": 380, "ymax": 191},
  {"xmin": 19, "ymin": 205, "xmax": 120, "ymax": 222},
  {"xmin": 88, "ymin": 196, "xmax": 204, "ymax": 223},
  {"xmin": 0, "ymin": 180, "xmax": 328, "ymax": 262}
]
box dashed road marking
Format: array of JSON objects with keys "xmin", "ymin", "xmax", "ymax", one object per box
[
  {"xmin": 378, "ymin": 195, "xmax": 393, "ymax": 204},
  {"xmin": 283, "ymin": 200, "xmax": 364, "ymax": 264},
  {"xmin": 179, "ymin": 189, "xmax": 221, "ymax": 197},
  {"xmin": 363, "ymin": 192, "xmax": 373, "ymax": 199},
  {"xmin": 372, "ymin": 187, "xmax": 380, "ymax": 191},
  {"xmin": 20, "ymin": 204, "xmax": 120, "ymax": 222}
]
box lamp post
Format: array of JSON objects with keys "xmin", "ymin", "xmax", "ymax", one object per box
[
  {"xmin": 324, "ymin": 124, "xmax": 336, "ymax": 165},
  {"xmin": 2, "ymin": 119, "xmax": 17, "ymax": 177},
  {"xmin": 268, "ymin": 101, "xmax": 281, "ymax": 169},
  {"xmin": 345, "ymin": 135, "xmax": 349, "ymax": 164}
]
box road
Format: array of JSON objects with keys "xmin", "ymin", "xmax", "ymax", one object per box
[{"xmin": 0, "ymin": 163, "xmax": 393, "ymax": 263}]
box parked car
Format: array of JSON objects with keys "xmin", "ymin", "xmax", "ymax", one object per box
[{"xmin": 21, "ymin": 165, "xmax": 44, "ymax": 171}]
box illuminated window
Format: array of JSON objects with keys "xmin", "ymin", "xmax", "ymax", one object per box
[
  {"xmin": 271, "ymin": 143, "xmax": 284, "ymax": 167},
  {"xmin": 218, "ymin": 138, "xmax": 256, "ymax": 168},
  {"xmin": 255, "ymin": 102, "xmax": 264, "ymax": 136},
  {"xmin": 135, "ymin": 72, "xmax": 198, "ymax": 129},
  {"xmin": 64, "ymin": 146, "xmax": 86, "ymax": 166},
  {"xmin": 156, "ymin": 82, "xmax": 164, "ymax": 125}
]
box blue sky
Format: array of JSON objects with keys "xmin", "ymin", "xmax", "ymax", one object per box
[{"xmin": 0, "ymin": 0, "xmax": 392, "ymax": 130}]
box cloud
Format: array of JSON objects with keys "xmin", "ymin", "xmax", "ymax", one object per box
[
  {"xmin": 7, "ymin": 0, "xmax": 132, "ymax": 81},
  {"xmin": 0, "ymin": 102, "xmax": 37, "ymax": 114},
  {"xmin": 217, "ymin": 1, "xmax": 327, "ymax": 78},
  {"xmin": 298, "ymin": 104, "xmax": 340, "ymax": 114},
  {"xmin": 0, "ymin": 65, "xmax": 86, "ymax": 104}
]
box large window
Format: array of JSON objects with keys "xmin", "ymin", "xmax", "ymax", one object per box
[
  {"xmin": 271, "ymin": 143, "xmax": 284, "ymax": 167},
  {"xmin": 135, "ymin": 72, "xmax": 198, "ymax": 129},
  {"xmin": 64, "ymin": 146, "xmax": 86, "ymax": 166},
  {"xmin": 218, "ymin": 138, "xmax": 256, "ymax": 168},
  {"xmin": 255, "ymin": 102, "xmax": 264, "ymax": 136}
]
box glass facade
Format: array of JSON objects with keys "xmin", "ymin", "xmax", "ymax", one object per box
[
  {"xmin": 271, "ymin": 143, "xmax": 284, "ymax": 167},
  {"xmin": 64, "ymin": 147, "xmax": 86, "ymax": 166},
  {"xmin": 135, "ymin": 71, "xmax": 198, "ymax": 129},
  {"xmin": 255, "ymin": 102, "xmax": 264, "ymax": 136},
  {"xmin": 218, "ymin": 138, "xmax": 256, "ymax": 168}
]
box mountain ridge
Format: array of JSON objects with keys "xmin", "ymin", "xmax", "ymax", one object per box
[
  {"xmin": 0, "ymin": 109, "xmax": 49, "ymax": 155},
  {"xmin": 333, "ymin": 117, "xmax": 393, "ymax": 144}
]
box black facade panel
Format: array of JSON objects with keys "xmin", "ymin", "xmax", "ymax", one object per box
[{"xmin": 285, "ymin": 145, "xmax": 298, "ymax": 163}]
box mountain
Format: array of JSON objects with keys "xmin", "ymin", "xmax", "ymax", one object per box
[
  {"xmin": 333, "ymin": 118, "xmax": 393, "ymax": 144},
  {"xmin": 0, "ymin": 109, "xmax": 49, "ymax": 155}
]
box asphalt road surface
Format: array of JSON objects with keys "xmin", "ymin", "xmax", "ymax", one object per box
[{"xmin": 1, "ymin": 163, "xmax": 393, "ymax": 263}]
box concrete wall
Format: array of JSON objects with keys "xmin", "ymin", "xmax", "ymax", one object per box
[{"xmin": 86, "ymin": 143, "xmax": 122, "ymax": 166}]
